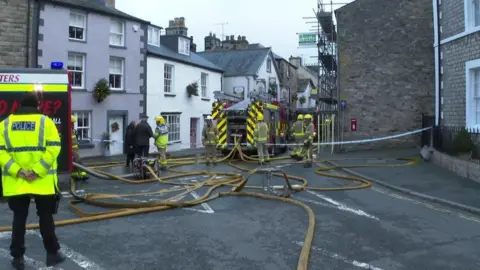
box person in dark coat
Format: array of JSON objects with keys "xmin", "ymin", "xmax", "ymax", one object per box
[
  {"xmin": 124, "ymin": 121, "xmax": 136, "ymax": 167},
  {"xmin": 133, "ymin": 114, "xmax": 153, "ymax": 157}
]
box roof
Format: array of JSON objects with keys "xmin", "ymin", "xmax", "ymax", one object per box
[
  {"xmin": 298, "ymin": 79, "xmax": 314, "ymax": 92},
  {"xmin": 224, "ymin": 100, "xmax": 250, "ymax": 111},
  {"xmin": 248, "ymin": 43, "xmax": 266, "ymax": 49},
  {"xmin": 147, "ymin": 45, "xmax": 224, "ymax": 73},
  {"xmin": 306, "ymin": 65, "xmax": 320, "ymax": 74},
  {"xmin": 45, "ymin": 0, "xmax": 149, "ymax": 23},
  {"xmin": 273, "ymin": 52, "xmax": 298, "ymax": 69},
  {"xmin": 197, "ymin": 48, "xmax": 270, "ymax": 77}
]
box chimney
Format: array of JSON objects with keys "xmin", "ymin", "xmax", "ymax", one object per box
[
  {"xmin": 289, "ymin": 56, "xmax": 302, "ymax": 68},
  {"xmin": 226, "ymin": 36, "xmax": 230, "ymax": 41},
  {"xmin": 242, "ymin": 36, "xmax": 246, "ymax": 41},
  {"xmin": 237, "ymin": 35, "xmax": 241, "ymax": 41},
  {"xmin": 104, "ymin": 0, "xmax": 115, "ymax": 7},
  {"xmin": 230, "ymin": 35, "xmax": 234, "ymax": 41}
]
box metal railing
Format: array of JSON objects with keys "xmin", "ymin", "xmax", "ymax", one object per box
[{"xmin": 433, "ymin": 125, "xmax": 480, "ymax": 160}]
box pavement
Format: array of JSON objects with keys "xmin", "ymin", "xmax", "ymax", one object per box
[{"xmin": 1, "ymin": 147, "xmax": 480, "ymax": 269}]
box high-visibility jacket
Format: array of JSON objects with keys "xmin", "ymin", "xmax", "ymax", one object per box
[
  {"xmin": 202, "ymin": 124, "xmax": 218, "ymax": 145},
  {"xmin": 304, "ymin": 122, "xmax": 315, "ymax": 143},
  {"xmin": 292, "ymin": 121, "xmax": 304, "ymax": 139},
  {"xmin": 254, "ymin": 122, "xmax": 269, "ymax": 143},
  {"xmin": 72, "ymin": 128, "xmax": 79, "ymax": 150},
  {"xmin": 0, "ymin": 111, "xmax": 61, "ymax": 197},
  {"xmin": 154, "ymin": 124, "xmax": 168, "ymax": 148}
]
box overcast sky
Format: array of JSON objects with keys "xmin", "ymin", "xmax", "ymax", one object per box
[{"xmin": 115, "ymin": 0, "xmax": 353, "ymax": 65}]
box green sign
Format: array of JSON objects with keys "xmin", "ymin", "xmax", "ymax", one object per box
[{"xmin": 298, "ymin": 33, "xmax": 316, "ymax": 47}]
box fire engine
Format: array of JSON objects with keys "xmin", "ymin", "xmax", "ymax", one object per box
[{"xmin": 211, "ymin": 92, "xmax": 288, "ymax": 155}]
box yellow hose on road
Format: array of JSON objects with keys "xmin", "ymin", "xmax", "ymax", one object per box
[{"xmin": 0, "ymin": 141, "xmax": 421, "ymax": 270}]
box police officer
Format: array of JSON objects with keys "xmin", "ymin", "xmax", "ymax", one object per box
[
  {"xmin": 71, "ymin": 115, "xmax": 88, "ymax": 182},
  {"xmin": 202, "ymin": 115, "xmax": 219, "ymax": 165},
  {"xmin": 153, "ymin": 116, "xmax": 168, "ymax": 170},
  {"xmin": 303, "ymin": 114, "xmax": 315, "ymax": 168},
  {"xmin": 254, "ymin": 114, "xmax": 270, "ymax": 165},
  {"xmin": 291, "ymin": 114, "xmax": 304, "ymax": 160},
  {"xmin": 0, "ymin": 92, "xmax": 65, "ymax": 269}
]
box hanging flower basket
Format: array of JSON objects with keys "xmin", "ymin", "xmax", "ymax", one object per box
[
  {"xmin": 299, "ymin": 96, "xmax": 306, "ymax": 104},
  {"xmin": 186, "ymin": 82, "xmax": 199, "ymax": 97},
  {"xmin": 111, "ymin": 122, "xmax": 119, "ymax": 133},
  {"xmin": 92, "ymin": 78, "xmax": 111, "ymax": 103}
]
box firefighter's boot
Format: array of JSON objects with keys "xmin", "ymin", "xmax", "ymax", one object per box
[
  {"xmin": 46, "ymin": 252, "xmax": 65, "ymax": 267},
  {"xmin": 11, "ymin": 257, "xmax": 25, "ymax": 270}
]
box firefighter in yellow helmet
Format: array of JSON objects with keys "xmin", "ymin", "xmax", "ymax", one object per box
[
  {"xmin": 254, "ymin": 114, "xmax": 270, "ymax": 164},
  {"xmin": 71, "ymin": 114, "xmax": 88, "ymax": 182},
  {"xmin": 291, "ymin": 114, "xmax": 305, "ymax": 160},
  {"xmin": 153, "ymin": 116, "xmax": 168, "ymax": 170},
  {"xmin": 303, "ymin": 114, "xmax": 315, "ymax": 167},
  {"xmin": 0, "ymin": 92, "xmax": 65, "ymax": 268},
  {"xmin": 202, "ymin": 115, "xmax": 219, "ymax": 165}
]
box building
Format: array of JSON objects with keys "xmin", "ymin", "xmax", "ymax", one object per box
[
  {"xmin": 335, "ymin": 0, "xmax": 434, "ymax": 149},
  {"xmin": 296, "ymin": 79, "xmax": 316, "ymax": 109},
  {"xmin": 146, "ymin": 24, "xmax": 223, "ymax": 152},
  {"xmin": 273, "ymin": 53, "xmax": 298, "ymax": 111},
  {"xmin": 434, "ymin": 0, "xmax": 480, "ymax": 129},
  {"xmin": 289, "ymin": 57, "xmax": 318, "ymax": 89},
  {"xmin": 36, "ymin": 0, "xmax": 149, "ymax": 157},
  {"xmin": 164, "ymin": 17, "xmax": 197, "ymax": 52}
]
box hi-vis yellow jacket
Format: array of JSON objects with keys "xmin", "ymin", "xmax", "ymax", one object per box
[{"xmin": 0, "ymin": 111, "xmax": 61, "ymax": 196}]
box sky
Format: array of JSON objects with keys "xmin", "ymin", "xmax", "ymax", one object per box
[{"xmin": 115, "ymin": 0, "xmax": 353, "ymax": 65}]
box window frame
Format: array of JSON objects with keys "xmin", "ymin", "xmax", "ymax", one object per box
[
  {"xmin": 267, "ymin": 58, "xmax": 272, "ymax": 73},
  {"xmin": 466, "ymin": 58, "xmax": 480, "ymax": 128},
  {"xmin": 465, "ymin": 0, "xmax": 480, "ymax": 31},
  {"xmin": 69, "ymin": 11, "xmax": 86, "ymax": 41},
  {"xmin": 67, "ymin": 53, "xmax": 85, "ymax": 89},
  {"xmin": 109, "ymin": 19, "xmax": 125, "ymax": 47},
  {"xmin": 148, "ymin": 26, "xmax": 161, "ymax": 46},
  {"xmin": 178, "ymin": 37, "xmax": 190, "ymax": 55},
  {"xmin": 286, "ymin": 65, "xmax": 291, "ymax": 78},
  {"xmin": 201, "ymin": 72, "xmax": 208, "ymax": 98},
  {"xmin": 164, "ymin": 64, "xmax": 174, "ymax": 93},
  {"xmin": 72, "ymin": 111, "xmax": 92, "ymax": 142},
  {"xmin": 109, "ymin": 57, "xmax": 124, "ymax": 90},
  {"xmin": 161, "ymin": 113, "xmax": 181, "ymax": 142}
]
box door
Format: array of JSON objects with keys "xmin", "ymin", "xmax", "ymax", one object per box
[
  {"xmin": 108, "ymin": 116, "xmax": 124, "ymax": 155},
  {"xmin": 190, "ymin": 118, "xmax": 198, "ymax": 148}
]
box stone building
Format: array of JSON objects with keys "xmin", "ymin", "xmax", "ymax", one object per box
[{"xmin": 335, "ymin": 0, "xmax": 435, "ymax": 149}]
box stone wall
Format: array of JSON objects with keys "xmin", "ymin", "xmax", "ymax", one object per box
[
  {"xmin": 438, "ymin": 0, "xmax": 464, "ymax": 39},
  {"xmin": 431, "ymin": 149, "xmax": 480, "ymax": 183},
  {"xmin": 0, "ymin": 0, "xmax": 36, "ymax": 67},
  {"xmin": 276, "ymin": 59, "xmax": 298, "ymax": 107},
  {"xmin": 335, "ymin": 0, "xmax": 435, "ymax": 150}
]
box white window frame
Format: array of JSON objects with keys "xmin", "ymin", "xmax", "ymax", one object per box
[
  {"xmin": 69, "ymin": 11, "xmax": 86, "ymax": 41},
  {"xmin": 465, "ymin": 0, "xmax": 480, "ymax": 31},
  {"xmin": 148, "ymin": 26, "xmax": 161, "ymax": 46},
  {"xmin": 178, "ymin": 37, "xmax": 190, "ymax": 55},
  {"xmin": 109, "ymin": 57, "xmax": 124, "ymax": 90},
  {"xmin": 466, "ymin": 58, "xmax": 480, "ymax": 128},
  {"xmin": 286, "ymin": 66, "xmax": 291, "ymax": 78},
  {"xmin": 201, "ymin": 72, "xmax": 208, "ymax": 98},
  {"xmin": 164, "ymin": 64, "xmax": 174, "ymax": 93},
  {"xmin": 67, "ymin": 53, "xmax": 85, "ymax": 89},
  {"xmin": 267, "ymin": 59, "xmax": 272, "ymax": 73},
  {"xmin": 72, "ymin": 111, "xmax": 92, "ymax": 141},
  {"xmin": 110, "ymin": 20, "xmax": 125, "ymax": 46},
  {"xmin": 162, "ymin": 114, "xmax": 180, "ymax": 142}
]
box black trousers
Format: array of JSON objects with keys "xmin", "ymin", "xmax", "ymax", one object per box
[
  {"xmin": 8, "ymin": 195, "xmax": 60, "ymax": 258},
  {"xmin": 126, "ymin": 151, "xmax": 135, "ymax": 166},
  {"xmin": 136, "ymin": 145, "xmax": 149, "ymax": 157}
]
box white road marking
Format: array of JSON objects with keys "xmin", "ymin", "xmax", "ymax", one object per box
[
  {"xmin": 190, "ymin": 191, "xmax": 215, "ymax": 214},
  {"xmin": 293, "ymin": 241, "xmax": 384, "ymax": 270},
  {"xmin": 306, "ymin": 190, "xmax": 379, "ymax": 220},
  {"xmin": 0, "ymin": 248, "xmax": 60, "ymax": 269},
  {"xmin": 295, "ymin": 197, "xmax": 379, "ymax": 221}
]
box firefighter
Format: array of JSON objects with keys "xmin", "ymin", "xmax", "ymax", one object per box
[
  {"xmin": 291, "ymin": 114, "xmax": 304, "ymax": 160},
  {"xmin": 153, "ymin": 116, "xmax": 168, "ymax": 170},
  {"xmin": 303, "ymin": 114, "xmax": 315, "ymax": 168},
  {"xmin": 0, "ymin": 92, "xmax": 65, "ymax": 269},
  {"xmin": 254, "ymin": 114, "xmax": 270, "ymax": 165},
  {"xmin": 71, "ymin": 115, "xmax": 88, "ymax": 182},
  {"xmin": 202, "ymin": 115, "xmax": 219, "ymax": 165}
]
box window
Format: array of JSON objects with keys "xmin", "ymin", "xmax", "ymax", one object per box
[
  {"xmin": 466, "ymin": 0, "xmax": 480, "ymax": 29},
  {"xmin": 267, "ymin": 59, "xmax": 272, "ymax": 73},
  {"xmin": 201, "ymin": 73, "xmax": 208, "ymax": 98},
  {"xmin": 466, "ymin": 59, "xmax": 480, "ymax": 128},
  {"xmin": 162, "ymin": 114, "xmax": 180, "ymax": 142},
  {"xmin": 109, "ymin": 57, "xmax": 124, "ymax": 90},
  {"xmin": 475, "ymin": 0, "xmax": 480, "ymax": 27},
  {"xmin": 164, "ymin": 64, "xmax": 174, "ymax": 93},
  {"xmin": 473, "ymin": 69, "xmax": 480, "ymax": 126},
  {"xmin": 178, "ymin": 38, "xmax": 190, "ymax": 55},
  {"xmin": 148, "ymin": 26, "xmax": 161, "ymax": 46},
  {"xmin": 67, "ymin": 53, "xmax": 84, "ymax": 88},
  {"xmin": 286, "ymin": 66, "xmax": 291, "ymax": 78},
  {"xmin": 72, "ymin": 112, "xmax": 91, "ymax": 141},
  {"xmin": 69, "ymin": 12, "xmax": 86, "ymax": 40},
  {"xmin": 110, "ymin": 20, "xmax": 125, "ymax": 46}
]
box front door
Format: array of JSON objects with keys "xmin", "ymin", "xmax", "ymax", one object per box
[
  {"xmin": 108, "ymin": 116, "xmax": 124, "ymax": 155},
  {"xmin": 190, "ymin": 118, "xmax": 198, "ymax": 148}
]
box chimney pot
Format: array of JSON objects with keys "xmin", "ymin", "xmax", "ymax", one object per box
[
  {"xmin": 242, "ymin": 36, "xmax": 246, "ymax": 41},
  {"xmin": 226, "ymin": 36, "xmax": 230, "ymax": 41},
  {"xmin": 237, "ymin": 35, "xmax": 241, "ymax": 41},
  {"xmin": 230, "ymin": 35, "xmax": 234, "ymax": 40}
]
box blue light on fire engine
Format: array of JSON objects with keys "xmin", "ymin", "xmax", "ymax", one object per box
[{"xmin": 50, "ymin": 62, "xmax": 64, "ymax": 69}]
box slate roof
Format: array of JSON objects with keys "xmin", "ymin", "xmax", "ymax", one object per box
[
  {"xmin": 45, "ymin": 0, "xmax": 148, "ymax": 23},
  {"xmin": 248, "ymin": 43, "xmax": 266, "ymax": 49},
  {"xmin": 197, "ymin": 48, "xmax": 270, "ymax": 77},
  {"xmin": 298, "ymin": 79, "xmax": 314, "ymax": 93},
  {"xmin": 147, "ymin": 45, "xmax": 224, "ymax": 73}
]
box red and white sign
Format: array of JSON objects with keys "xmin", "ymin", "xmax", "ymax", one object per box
[
  {"xmin": 0, "ymin": 73, "xmax": 68, "ymax": 84},
  {"xmin": 351, "ymin": 119, "xmax": 357, "ymax": 132}
]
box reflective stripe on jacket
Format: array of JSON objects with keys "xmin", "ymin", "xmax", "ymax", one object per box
[
  {"xmin": 202, "ymin": 124, "xmax": 218, "ymax": 145},
  {"xmin": 154, "ymin": 125, "xmax": 168, "ymax": 148},
  {"xmin": 254, "ymin": 122, "xmax": 269, "ymax": 142},
  {"xmin": 304, "ymin": 122, "xmax": 315, "ymax": 143},
  {"xmin": 293, "ymin": 121, "xmax": 304, "ymax": 138},
  {"xmin": 0, "ymin": 113, "xmax": 61, "ymax": 196}
]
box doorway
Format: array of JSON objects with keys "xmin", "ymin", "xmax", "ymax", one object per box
[
  {"xmin": 190, "ymin": 118, "xmax": 199, "ymax": 148},
  {"xmin": 108, "ymin": 115, "xmax": 125, "ymax": 155}
]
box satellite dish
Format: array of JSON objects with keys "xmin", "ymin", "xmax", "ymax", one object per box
[{"xmin": 132, "ymin": 25, "xmax": 139, "ymax": 32}]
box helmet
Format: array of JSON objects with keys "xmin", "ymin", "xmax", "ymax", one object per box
[
  {"xmin": 206, "ymin": 115, "xmax": 213, "ymax": 120},
  {"xmin": 257, "ymin": 114, "xmax": 264, "ymax": 121},
  {"xmin": 305, "ymin": 114, "xmax": 312, "ymax": 120},
  {"xmin": 155, "ymin": 116, "xmax": 165, "ymax": 124},
  {"xmin": 71, "ymin": 115, "xmax": 77, "ymax": 123},
  {"xmin": 297, "ymin": 114, "xmax": 304, "ymax": 120}
]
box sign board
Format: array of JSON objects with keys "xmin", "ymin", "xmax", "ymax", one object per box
[
  {"xmin": 233, "ymin": 86, "xmax": 244, "ymax": 99},
  {"xmin": 351, "ymin": 119, "xmax": 357, "ymax": 132},
  {"xmin": 298, "ymin": 32, "xmax": 317, "ymax": 47},
  {"xmin": 341, "ymin": 100, "xmax": 347, "ymax": 111}
]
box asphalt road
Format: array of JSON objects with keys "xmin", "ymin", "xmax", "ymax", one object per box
[{"xmin": 1, "ymin": 157, "xmax": 480, "ymax": 270}]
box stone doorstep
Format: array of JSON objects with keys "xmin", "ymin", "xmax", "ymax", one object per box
[{"xmin": 431, "ymin": 149, "xmax": 480, "ymax": 183}]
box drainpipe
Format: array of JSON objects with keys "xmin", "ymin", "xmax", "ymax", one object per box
[
  {"xmin": 245, "ymin": 76, "xmax": 250, "ymax": 100},
  {"xmin": 25, "ymin": 0, "xmax": 32, "ymax": 67},
  {"xmin": 432, "ymin": 0, "xmax": 440, "ymax": 126}
]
